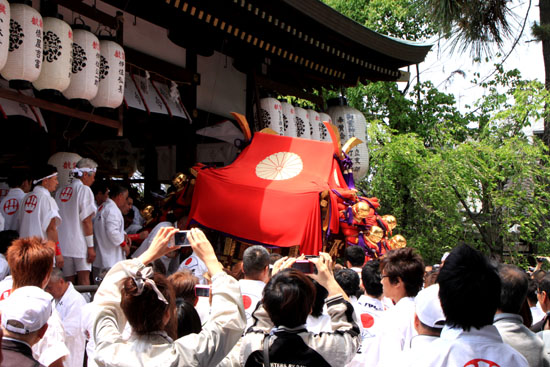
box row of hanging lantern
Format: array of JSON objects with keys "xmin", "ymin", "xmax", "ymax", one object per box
[
  {"xmin": 255, "ymin": 95, "xmax": 369, "ymax": 181},
  {"xmin": 0, "ymin": 0, "xmax": 125, "ymax": 108}
]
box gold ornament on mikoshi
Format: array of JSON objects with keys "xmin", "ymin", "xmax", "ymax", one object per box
[
  {"xmin": 141, "ymin": 205, "xmax": 154, "ymax": 221},
  {"xmin": 367, "ymin": 225, "xmax": 384, "ymax": 244},
  {"xmin": 389, "ymin": 234, "xmax": 407, "ymax": 249},
  {"xmin": 382, "ymin": 215, "xmax": 397, "ymax": 231},
  {"xmin": 172, "ymin": 173, "xmax": 188, "ymax": 190},
  {"xmin": 352, "ymin": 201, "xmax": 370, "ymax": 221}
]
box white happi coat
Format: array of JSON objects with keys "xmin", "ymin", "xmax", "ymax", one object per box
[
  {"xmin": 56, "ymin": 282, "xmax": 88, "ymax": 367},
  {"xmin": 55, "ymin": 179, "xmax": 97, "ymax": 258},
  {"xmin": 18, "ymin": 185, "xmax": 61, "ymax": 239},
  {"xmin": 410, "ymin": 325, "xmax": 528, "ymax": 367},
  {"xmin": 238, "ymin": 278, "xmax": 266, "ymax": 330},
  {"xmin": 93, "ymin": 198, "xmax": 125, "ymax": 269},
  {"xmin": 178, "ymin": 252, "xmax": 209, "ymax": 284},
  {"xmin": 0, "ymin": 188, "xmax": 25, "ymax": 230}
]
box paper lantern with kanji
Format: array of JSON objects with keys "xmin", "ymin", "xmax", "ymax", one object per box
[
  {"xmin": 1, "ymin": 2, "xmax": 42, "ymax": 87},
  {"xmin": 306, "ymin": 109, "xmax": 321, "ymax": 140},
  {"xmin": 294, "ymin": 106, "xmax": 310, "ymax": 139},
  {"xmin": 62, "ymin": 25, "xmax": 100, "ymax": 100},
  {"xmin": 318, "ymin": 112, "xmax": 332, "ymax": 142},
  {"xmin": 281, "ymin": 101, "xmax": 296, "ymax": 137},
  {"xmin": 90, "ymin": 39, "xmax": 125, "ymax": 108},
  {"xmin": 33, "ymin": 17, "xmax": 72, "ymax": 92},
  {"xmin": 254, "ymin": 97, "xmax": 284, "ymax": 135},
  {"xmin": 0, "ymin": 1, "xmax": 10, "ymax": 71},
  {"xmin": 48, "ymin": 152, "xmax": 82, "ymax": 187},
  {"xmin": 327, "ymin": 97, "xmax": 369, "ymax": 181}
]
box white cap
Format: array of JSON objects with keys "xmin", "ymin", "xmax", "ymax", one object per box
[
  {"xmin": 1, "ymin": 286, "xmax": 53, "ymax": 334},
  {"xmin": 415, "ymin": 284, "xmax": 445, "ymax": 329}
]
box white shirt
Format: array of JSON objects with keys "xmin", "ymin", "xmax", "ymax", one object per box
[
  {"xmin": 0, "ymin": 253, "xmax": 9, "ymax": 281},
  {"xmin": 238, "ymin": 278, "xmax": 266, "ymax": 330},
  {"xmin": 178, "ymin": 252, "xmax": 209, "ymax": 284},
  {"xmin": 93, "ymin": 198, "xmax": 125, "ymax": 269},
  {"xmin": 397, "ymin": 334, "xmax": 441, "ymax": 367},
  {"xmin": 0, "ymin": 188, "xmax": 25, "ymax": 231},
  {"xmin": 132, "ymin": 221, "xmax": 180, "ymax": 275},
  {"xmin": 347, "ymin": 294, "xmax": 386, "ymax": 367},
  {"xmin": 410, "ymin": 325, "xmax": 528, "ymax": 367},
  {"xmin": 18, "ymin": 185, "xmax": 61, "ymax": 239},
  {"xmin": 56, "ymin": 282, "xmax": 88, "ymax": 367},
  {"xmin": 376, "ymin": 296, "xmax": 417, "ymax": 367},
  {"xmin": 0, "ymin": 212, "xmax": 3, "ymax": 231},
  {"xmin": 0, "ymin": 282, "xmax": 70, "ymax": 366},
  {"xmin": 81, "ymin": 303, "xmax": 99, "ymax": 367},
  {"xmin": 56, "ymin": 179, "xmax": 97, "ymax": 258}
]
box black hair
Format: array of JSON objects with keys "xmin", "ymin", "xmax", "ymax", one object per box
[
  {"xmin": 345, "ymin": 246, "xmax": 365, "ymax": 268},
  {"xmin": 0, "ymin": 230, "xmax": 18, "ymax": 255},
  {"xmin": 34, "ymin": 164, "xmax": 57, "ymax": 183},
  {"xmin": 527, "ymin": 278, "xmax": 538, "ymax": 304},
  {"xmin": 110, "ymin": 184, "xmax": 128, "ymax": 199},
  {"xmin": 380, "ymin": 248, "xmax": 424, "ymax": 297},
  {"xmin": 334, "ymin": 268, "xmax": 360, "ymax": 298},
  {"xmin": 91, "ymin": 180, "xmax": 110, "ymax": 195},
  {"xmin": 242, "ymin": 245, "xmax": 270, "ymax": 278},
  {"xmin": 438, "ymin": 245, "xmax": 500, "ymax": 331},
  {"xmin": 310, "ymin": 279, "xmax": 329, "ymax": 317},
  {"xmin": 175, "ymin": 298, "xmax": 202, "ymax": 337},
  {"xmin": 538, "ymin": 273, "xmax": 550, "ymax": 297},
  {"xmin": 7, "ymin": 169, "xmax": 31, "ymax": 188},
  {"xmin": 262, "ymin": 269, "xmax": 316, "ymax": 328},
  {"xmin": 362, "ymin": 260, "xmax": 383, "ymax": 298},
  {"xmin": 498, "ymin": 264, "xmax": 528, "ymax": 314}
]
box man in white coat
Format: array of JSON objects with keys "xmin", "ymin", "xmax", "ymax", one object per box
[
  {"xmin": 239, "ymin": 245, "xmax": 270, "ymax": 329},
  {"xmin": 0, "ymin": 170, "xmax": 31, "ymax": 231},
  {"xmin": 45, "ymin": 268, "xmax": 87, "ymax": 367},
  {"xmin": 93, "ymin": 184, "xmax": 130, "ymax": 277},
  {"xmin": 55, "ymin": 158, "xmax": 97, "ymax": 285},
  {"xmin": 410, "ymin": 245, "xmax": 528, "ymax": 367},
  {"xmin": 18, "ymin": 164, "xmax": 63, "ymax": 268}
]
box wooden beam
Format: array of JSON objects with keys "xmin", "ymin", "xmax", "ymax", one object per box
[
  {"xmin": 0, "ymin": 88, "xmax": 122, "ymax": 131},
  {"xmin": 255, "ymin": 74, "xmax": 324, "ymax": 106},
  {"xmin": 125, "ymin": 48, "xmax": 200, "ymax": 86},
  {"xmin": 52, "ymin": 0, "xmax": 118, "ymax": 30}
]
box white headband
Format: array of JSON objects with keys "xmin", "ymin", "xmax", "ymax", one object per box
[
  {"xmin": 33, "ymin": 172, "xmax": 58, "ymax": 185},
  {"xmin": 73, "ymin": 167, "xmax": 97, "ymax": 177}
]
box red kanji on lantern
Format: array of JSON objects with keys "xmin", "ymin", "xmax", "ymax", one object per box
[
  {"xmin": 31, "ymin": 17, "xmax": 39, "ymax": 26},
  {"xmin": 0, "ymin": 4, "xmax": 6, "ymax": 14},
  {"xmin": 92, "ymin": 41, "xmax": 99, "ymax": 50},
  {"xmin": 114, "ymin": 50, "xmax": 121, "ymax": 59},
  {"xmin": 68, "ymin": 30, "xmax": 72, "ymax": 39}
]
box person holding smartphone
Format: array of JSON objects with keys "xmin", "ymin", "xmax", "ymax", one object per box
[
  {"xmin": 92, "ymin": 227, "xmax": 246, "ymax": 367},
  {"xmin": 240, "ymin": 253, "xmax": 360, "ymax": 366}
]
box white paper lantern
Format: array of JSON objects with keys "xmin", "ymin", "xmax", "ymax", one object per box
[
  {"xmin": 254, "ymin": 97, "xmax": 284, "ymax": 135},
  {"xmin": 327, "ymin": 98, "xmax": 369, "ymax": 181},
  {"xmin": 62, "ymin": 26, "xmax": 100, "ymax": 100},
  {"xmin": 48, "ymin": 152, "xmax": 82, "ymax": 187},
  {"xmin": 32, "ymin": 17, "xmax": 72, "ymax": 92},
  {"xmin": 281, "ymin": 102, "xmax": 296, "ymax": 137},
  {"xmin": 90, "ymin": 39, "xmax": 125, "ymax": 108},
  {"xmin": 294, "ymin": 106, "xmax": 310, "ymax": 139},
  {"xmin": 1, "ymin": 2, "xmax": 42, "ymax": 86},
  {"xmin": 306, "ymin": 109, "xmax": 321, "ymax": 140},
  {"xmin": 318, "ymin": 112, "xmax": 332, "ymax": 142},
  {"xmin": 0, "ymin": 1, "xmax": 11, "ymax": 71}
]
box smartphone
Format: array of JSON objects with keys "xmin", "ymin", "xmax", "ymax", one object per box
[
  {"xmin": 292, "ymin": 260, "xmax": 317, "ymax": 274},
  {"xmin": 169, "ymin": 230, "xmax": 192, "ymax": 248},
  {"xmin": 195, "ymin": 285, "xmax": 211, "ymax": 297}
]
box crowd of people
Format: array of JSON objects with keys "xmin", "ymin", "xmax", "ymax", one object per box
[{"xmin": 0, "ymin": 161, "xmax": 549, "ymax": 367}]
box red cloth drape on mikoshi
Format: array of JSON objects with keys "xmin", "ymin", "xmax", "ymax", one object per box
[{"xmin": 188, "ymin": 132, "xmax": 347, "ymax": 254}]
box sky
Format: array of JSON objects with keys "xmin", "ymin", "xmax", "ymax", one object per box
[{"xmin": 416, "ymin": 0, "xmax": 544, "ymax": 134}]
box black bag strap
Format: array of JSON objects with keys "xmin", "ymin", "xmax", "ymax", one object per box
[{"xmin": 263, "ymin": 334, "xmax": 270, "ymax": 367}]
